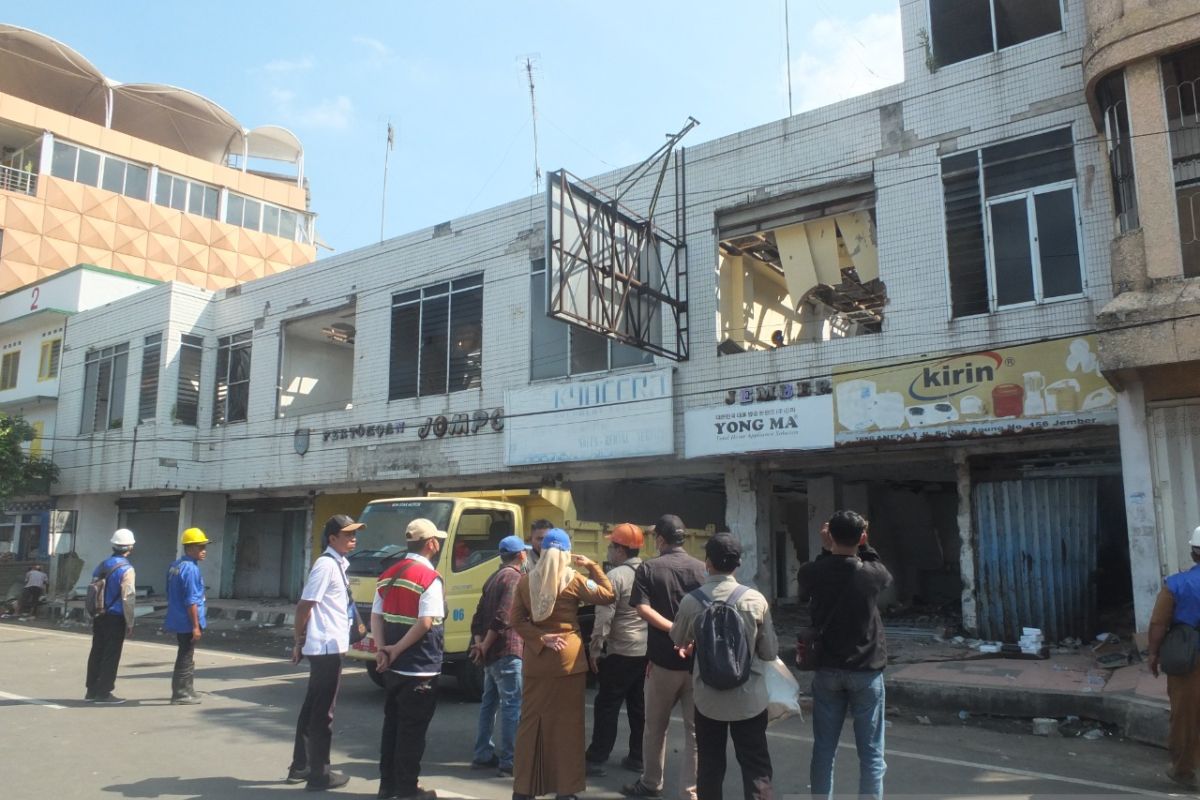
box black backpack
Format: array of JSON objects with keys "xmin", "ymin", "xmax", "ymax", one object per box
[{"xmin": 690, "ymin": 584, "xmax": 752, "ymax": 690}]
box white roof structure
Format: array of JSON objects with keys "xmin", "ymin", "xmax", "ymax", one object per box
[{"xmin": 0, "ymin": 24, "xmax": 303, "ymax": 177}]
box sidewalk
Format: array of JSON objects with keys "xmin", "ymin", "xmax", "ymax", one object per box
[{"xmin": 886, "ymin": 652, "xmax": 1169, "ymax": 748}]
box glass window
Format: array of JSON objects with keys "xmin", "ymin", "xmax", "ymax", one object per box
[
  {"xmin": 213, "ymin": 332, "xmax": 252, "ymax": 425},
  {"xmin": 225, "ymin": 194, "xmax": 245, "ymax": 226},
  {"xmin": 389, "ymin": 275, "xmax": 483, "ymax": 400},
  {"xmin": 175, "ymin": 334, "xmax": 203, "ymax": 426},
  {"xmin": 76, "ymin": 149, "xmax": 101, "ymax": 187},
  {"xmin": 101, "ymin": 158, "xmax": 125, "ymax": 194},
  {"xmin": 990, "ymin": 199, "xmax": 1036, "ymax": 306},
  {"xmin": 931, "ymin": 0, "xmax": 1062, "ymax": 67},
  {"xmin": 125, "ymin": 164, "xmax": 148, "ymax": 200},
  {"xmin": 38, "ymin": 339, "xmax": 62, "ymax": 380},
  {"xmin": 51, "ymin": 142, "xmax": 76, "ymax": 180},
  {"xmin": 388, "ymin": 302, "xmax": 420, "ymax": 400},
  {"xmin": 1035, "ymin": 188, "xmax": 1083, "ymax": 297},
  {"xmin": 418, "ymin": 294, "xmax": 449, "ymax": 397},
  {"xmin": 138, "ymin": 333, "xmax": 162, "ymax": 423},
  {"xmin": 263, "ymin": 205, "xmax": 281, "ymax": 236},
  {"xmin": 0, "ymin": 351, "xmax": 18, "ymax": 390},
  {"xmin": 81, "ymin": 344, "xmax": 129, "ymax": 433},
  {"xmin": 243, "ymin": 199, "xmax": 262, "ymax": 232}
]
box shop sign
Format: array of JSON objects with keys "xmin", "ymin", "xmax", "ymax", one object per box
[
  {"xmin": 322, "ymin": 421, "xmax": 407, "ymax": 443},
  {"xmin": 724, "ymin": 378, "xmax": 831, "ymax": 405},
  {"xmin": 416, "ymin": 408, "xmax": 504, "ymax": 439},
  {"xmin": 684, "ymin": 395, "xmax": 833, "ymax": 458},
  {"xmin": 504, "ymin": 368, "xmax": 674, "ymax": 465},
  {"xmin": 832, "ymin": 335, "xmax": 1117, "ymax": 445}
]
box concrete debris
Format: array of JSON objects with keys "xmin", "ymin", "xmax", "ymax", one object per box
[
  {"xmin": 916, "ymin": 715, "xmax": 932, "ymax": 725},
  {"xmin": 1032, "ymin": 717, "xmax": 1057, "ymax": 736},
  {"xmin": 1083, "ymin": 729, "xmax": 1105, "ymax": 740}
]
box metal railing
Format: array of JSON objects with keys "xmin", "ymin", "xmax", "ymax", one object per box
[{"xmin": 0, "ymin": 164, "xmax": 37, "ymax": 196}]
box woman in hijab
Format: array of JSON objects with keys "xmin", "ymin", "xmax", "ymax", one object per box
[{"xmin": 512, "ymin": 528, "xmax": 615, "ymax": 800}]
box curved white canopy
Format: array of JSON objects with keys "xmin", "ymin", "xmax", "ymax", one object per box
[
  {"xmin": 0, "ymin": 24, "xmax": 108, "ymax": 125},
  {"xmin": 246, "ymin": 125, "xmax": 303, "ymax": 164}
]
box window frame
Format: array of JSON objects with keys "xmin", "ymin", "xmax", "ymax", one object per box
[
  {"xmin": 388, "ymin": 275, "xmax": 484, "ymax": 401},
  {"xmin": 50, "ymin": 140, "xmax": 149, "ymax": 201},
  {"xmin": 0, "ymin": 350, "xmax": 18, "ymax": 390},
  {"xmin": 80, "ymin": 343, "xmax": 129, "ymax": 434},
  {"xmin": 175, "ymin": 333, "xmax": 203, "ymax": 426},
  {"xmin": 37, "ymin": 338, "xmax": 62, "ymax": 381},
  {"xmin": 983, "ymin": 180, "xmax": 1086, "ymax": 310},
  {"xmin": 138, "ymin": 333, "xmax": 163, "ymax": 424},
  {"xmin": 155, "ymin": 171, "xmax": 219, "ymax": 220},
  {"xmin": 927, "ymin": 0, "xmax": 1065, "ymax": 68},
  {"xmin": 213, "ymin": 331, "xmax": 252, "ymax": 426}
]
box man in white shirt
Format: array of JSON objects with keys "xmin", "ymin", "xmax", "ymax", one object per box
[
  {"xmin": 288, "ymin": 514, "xmax": 363, "ymax": 792},
  {"xmin": 21, "ymin": 563, "xmax": 48, "ymax": 615},
  {"xmin": 371, "ymin": 518, "xmax": 447, "ymax": 800}
]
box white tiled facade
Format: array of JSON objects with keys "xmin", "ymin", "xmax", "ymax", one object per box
[{"xmin": 47, "ymin": 2, "xmax": 1128, "ymax": 621}]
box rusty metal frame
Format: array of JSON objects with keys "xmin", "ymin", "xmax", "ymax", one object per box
[{"xmin": 546, "ymin": 169, "xmax": 689, "ymax": 361}]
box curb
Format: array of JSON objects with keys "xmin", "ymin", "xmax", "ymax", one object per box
[{"xmin": 886, "ymin": 677, "xmax": 1168, "ymax": 749}]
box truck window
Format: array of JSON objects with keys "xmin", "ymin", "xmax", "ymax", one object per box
[
  {"xmin": 452, "ymin": 508, "xmax": 516, "ymax": 573},
  {"xmin": 348, "ymin": 500, "xmax": 455, "ymax": 575}
]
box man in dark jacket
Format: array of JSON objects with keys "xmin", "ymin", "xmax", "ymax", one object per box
[{"xmin": 797, "ymin": 510, "xmax": 892, "ymax": 800}]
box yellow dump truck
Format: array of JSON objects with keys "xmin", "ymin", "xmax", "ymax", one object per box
[{"xmin": 341, "ymin": 488, "xmax": 712, "ymax": 696}]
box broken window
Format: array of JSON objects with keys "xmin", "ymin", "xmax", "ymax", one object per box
[
  {"xmin": 213, "ymin": 331, "xmax": 252, "ymax": 426},
  {"xmin": 175, "ymin": 334, "xmax": 203, "ymax": 426},
  {"xmin": 1096, "ymin": 71, "xmax": 1139, "ymax": 233},
  {"xmin": 529, "ymin": 260, "xmax": 654, "ymax": 379},
  {"xmin": 943, "ymin": 129, "xmax": 1082, "ymax": 315},
  {"xmin": 715, "ymin": 186, "xmax": 884, "ymax": 353},
  {"xmin": 929, "ymin": 0, "xmax": 1063, "ymax": 67},
  {"xmin": 278, "ymin": 305, "xmax": 356, "ymax": 418},
  {"xmin": 1163, "ymin": 45, "xmax": 1200, "ymax": 277},
  {"xmin": 389, "ymin": 275, "xmax": 483, "ymax": 400}
]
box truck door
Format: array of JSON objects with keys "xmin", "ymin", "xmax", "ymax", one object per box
[{"xmin": 442, "ymin": 506, "xmax": 518, "ymax": 655}]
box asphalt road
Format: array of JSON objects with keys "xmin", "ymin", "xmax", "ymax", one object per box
[{"xmin": 0, "ymin": 621, "xmax": 1188, "ymax": 800}]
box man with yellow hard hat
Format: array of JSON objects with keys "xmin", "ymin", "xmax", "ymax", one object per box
[{"xmin": 165, "ymin": 527, "xmax": 210, "ymax": 704}]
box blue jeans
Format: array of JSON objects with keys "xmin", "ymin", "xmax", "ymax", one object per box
[
  {"xmin": 473, "ymin": 655, "xmax": 523, "ymax": 769},
  {"xmin": 810, "ymin": 669, "xmax": 886, "ymax": 800}
]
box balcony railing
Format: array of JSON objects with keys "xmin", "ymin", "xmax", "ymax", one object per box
[{"xmin": 0, "ymin": 164, "xmax": 37, "ymax": 196}]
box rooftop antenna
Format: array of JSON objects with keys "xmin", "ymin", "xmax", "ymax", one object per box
[
  {"xmin": 522, "ymin": 56, "xmax": 542, "ymax": 190},
  {"xmin": 784, "ymin": 0, "xmax": 794, "ymax": 118},
  {"xmin": 381, "ymin": 119, "xmax": 394, "ymax": 243}
]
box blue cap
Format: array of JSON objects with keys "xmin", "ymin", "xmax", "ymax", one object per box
[
  {"xmin": 541, "ymin": 528, "xmax": 571, "ymax": 552},
  {"xmin": 498, "ymin": 535, "xmax": 532, "ymax": 554}
]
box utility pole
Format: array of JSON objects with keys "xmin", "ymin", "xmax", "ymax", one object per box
[{"xmin": 381, "ymin": 120, "xmax": 394, "ymax": 243}]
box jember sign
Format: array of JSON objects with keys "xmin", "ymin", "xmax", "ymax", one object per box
[{"xmin": 832, "ymin": 336, "xmax": 1117, "ymax": 444}]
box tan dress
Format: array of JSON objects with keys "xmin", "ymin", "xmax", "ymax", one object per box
[
  {"xmin": 1151, "ymin": 586, "xmax": 1200, "ymax": 776},
  {"xmin": 512, "ymin": 564, "xmax": 614, "ymax": 797}
]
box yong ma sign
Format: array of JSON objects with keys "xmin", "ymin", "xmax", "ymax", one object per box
[{"xmin": 833, "ymin": 336, "xmax": 1117, "ymax": 444}]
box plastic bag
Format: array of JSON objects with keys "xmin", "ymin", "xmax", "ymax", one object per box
[{"xmin": 765, "ymin": 657, "xmax": 802, "ymax": 724}]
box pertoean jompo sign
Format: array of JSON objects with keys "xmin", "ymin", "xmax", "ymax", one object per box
[{"xmin": 832, "ymin": 336, "xmax": 1117, "ymax": 444}]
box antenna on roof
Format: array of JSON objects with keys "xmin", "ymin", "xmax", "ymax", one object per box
[
  {"xmin": 381, "ymin": 119, "xmax": 395, "ymax": 243},
  {"xmin": 522, "ymin": 56, "xmax": 542, "ymax": 191}
]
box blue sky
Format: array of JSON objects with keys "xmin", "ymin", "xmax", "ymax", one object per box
[{"xmin": 7, "ymin": 1, "xmax": 903, "ymax": 255}]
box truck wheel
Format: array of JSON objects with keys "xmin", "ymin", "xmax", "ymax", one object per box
[
  {"xmin": 457, "ymin": 660, "xmax": 484, "ymax": 701},
  {"xmin": 365, "ymin": 661, "xmax": 386, "ymax": 688}
]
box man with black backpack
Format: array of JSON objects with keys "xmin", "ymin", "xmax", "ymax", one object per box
[
  {"xmin": 797, "ymin": 510, "xmax": 892, "ymax": 800},
  {"xmin": 670, "ymin": 533, "xmax": 777, "ymax": 800},
  {"xmin": 85, "ymin": 528, "xmax": 138, "ymax": 704}
]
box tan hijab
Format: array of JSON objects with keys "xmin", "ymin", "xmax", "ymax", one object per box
[{"xmin": 528, "ymin": 547, "xmax": 574, "ymax": 623}]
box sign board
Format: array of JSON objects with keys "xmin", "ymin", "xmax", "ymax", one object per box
[
  {"xmin": 684, "ymin": 394, "xmax": 834, "ymax": 458},
  {"xmin": 832, "ymin": 336, "xmax": 1117, "ymax": 444},
  {"xmin": 505, "ymin": 368, "xmax": 674, "ymax": 465}
]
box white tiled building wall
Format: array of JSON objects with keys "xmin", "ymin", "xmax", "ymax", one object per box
[{"xmin": 51, "ymin": 1, "xmax": 1111, "ymax": 500}]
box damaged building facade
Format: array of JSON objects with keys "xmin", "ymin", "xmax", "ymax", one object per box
[{"xmin": 44, "ymin": 0, "xmax": 1141, "ymax": 640}]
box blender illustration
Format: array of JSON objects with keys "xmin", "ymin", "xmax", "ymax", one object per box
[{"xmin": 1023, "ymin": 371, "xmax": 1046, "ymax": 416}]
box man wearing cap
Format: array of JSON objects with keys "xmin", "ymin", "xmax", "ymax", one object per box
[
  {"xmin": 623, "ymin": 514, "xmax": 707, "ymax": 800},
  {"xmin": 85, "ymin": 528, "xmax": 138, "ymax": 704},
  {"xmin": 586, "ymin": 522, "xmax": 648, "ymax": 777},
  {"xmin": 372, "ymin": 518, "xmax": 448, "ymax": 800},
  {"xmin": 287, "ymin": 514, "xmax": 364, "ymax": 792},
  {"xmin": 1148, "ymin": 525, "xmax": 1200, "ymax": 788},
  {"xmin": 164, "ymin": 527, "xmax": 210, "ymax": 704},
  {"xmin": 671, "ymin": 533, "xmax": 778, "ymax": 800},
  {"xmin": 468, "ymin": 535, "xmax": 529, "ymax": 776}
]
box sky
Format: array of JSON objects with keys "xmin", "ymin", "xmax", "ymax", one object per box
[{"xmin": 6, "ymin": 1, "xmax": 904, "ymax": 256}]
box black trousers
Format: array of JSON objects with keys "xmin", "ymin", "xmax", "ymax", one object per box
[
  {"xmin": 291, "ymin": 654, "xmax": 343, "ymax": 780},
  {"xmin": 380, "ymin": 673, "xmax": 439, "ymax": 796},
  {"xmin": 172, "ymin": 632, "xmax": 197, "ymax": 698},
  {"xmin": 586, "ymin": 653, "xmax": 647, "ymax": 763},
  {"xmin": 85, "ymin": 614, "xmax": 127, "ymax": 697},
  {"xmin": 695, "ymin": 708, "xmax": 773, "ymax": 800}
]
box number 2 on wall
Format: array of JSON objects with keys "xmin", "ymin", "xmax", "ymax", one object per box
[{"xmin": 30, "ymin": 286, "xmax": 39, "ymax": 311}]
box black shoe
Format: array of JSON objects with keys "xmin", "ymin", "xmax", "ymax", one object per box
[
  {"xmin": 171, "ymin": 693, "xmax": 201, "ymax": 705},
  {"xmin": 92, "ymin": 693, "xmax": 126, "ymax": 705},
  {"xmin": 621, "ymin": 781, "xmax": 662, "ymax": 799},
  {"xmin": 84, "ymin": 693, "xmax": 97, "ymax": 702},
  {"xmin": 586, "ymin": 762, "xmax": 607, "ymax": 777},
  {"xmin": 306, "ymin": 771, "xmax": 350, "ymax": 791},
  {"xmin": 471, "ymin": 756, "xmax": 500, "ymax": 770},
  {"xmin": 287, "ymin": 767, "xmax": 310, "ymax": 783},
  {"xmin": 620, "ymin": 756, "xmax": 643, "ymax": 773},
  {"xmin": 497, "ymin": 766, "xmax": 513, "ymax": 778}
]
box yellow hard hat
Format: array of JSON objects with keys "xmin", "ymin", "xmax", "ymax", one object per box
[{"xmin": 181, "ymin": 527, "xmax": 210, "ymax": 546}]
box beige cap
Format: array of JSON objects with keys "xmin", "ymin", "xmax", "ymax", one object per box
[{"xmin": 406, "ymin": 518, "xmax": 448, "ymax": 542}]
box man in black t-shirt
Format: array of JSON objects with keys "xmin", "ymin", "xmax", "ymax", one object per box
[
  {"xmin": 797, "ymin": 510, "xmax": 892, "ymax": 800},
  {"xmin": 621, "ymin": 514, "xmax": 706, "ymax": 800}
]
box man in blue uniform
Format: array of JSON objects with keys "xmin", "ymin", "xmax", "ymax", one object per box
[
  {"xmin": 165, "ymin": 527, "xmax": 210, "ymax": 704},
  {"xmin": 85, "ymin": 528, "xmax": 137, "ymax": 704}
]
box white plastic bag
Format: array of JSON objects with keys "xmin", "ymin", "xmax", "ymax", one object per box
[{"xmin": 765, "ymin": 657, "xmax": 802, "ymax": 724}]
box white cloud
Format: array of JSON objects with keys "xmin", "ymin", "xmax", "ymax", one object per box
[
  {"xmin": 788, "ymin": 10, "xmax": 904, "ymax": 113},
  {"xmin": 270, "ymin": 90, "xmax": 354, "ymax": 131},
  {"xmin": 263, "ymin": 56, "xmax": 314, "ymax": 74}
]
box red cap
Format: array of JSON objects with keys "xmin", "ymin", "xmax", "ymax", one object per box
[{"xmin": 607, "ymin": 523, "xmax": 645, "ymax": 549}]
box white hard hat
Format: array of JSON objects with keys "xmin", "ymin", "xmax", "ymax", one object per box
[
  {"xmin": 110, "ymin": 528, "xmax": 136, "ymax": 547},
  {"xmin": 1191, "ymin": 527, "xmax": 1200, "ymax": 549}
]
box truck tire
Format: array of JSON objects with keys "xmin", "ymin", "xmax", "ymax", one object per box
[
  {"xmin": 457, "ymin": 659, "xmax": 485, "ymax": 701},
  {"xmin": 365, "ymin": 660, "xmax": 386, "ymax": 689}
]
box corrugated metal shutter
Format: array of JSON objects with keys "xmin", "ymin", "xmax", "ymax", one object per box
[
  {"xmin": 1149, "ymin": 402, "xmax": 1200, "ymax": 577},
  {"xmin": 974, "ymin": 478, "xmax": 1098, "ymax": 642}
]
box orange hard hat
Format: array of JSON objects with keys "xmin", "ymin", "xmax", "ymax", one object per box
[{"xmin": 607, "ymin": 523, "xmax": 645, "ymax": 549}]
